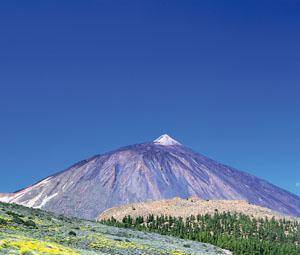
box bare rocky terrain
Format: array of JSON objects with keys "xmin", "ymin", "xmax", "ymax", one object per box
[{"xmin": 98, "ymin": 197, "xmax": 300, "ymax": 221}]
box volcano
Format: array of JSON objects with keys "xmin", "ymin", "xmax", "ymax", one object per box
[{"xmin": 1, "ymin": 134, "xmax": 299, "ymax": 219}]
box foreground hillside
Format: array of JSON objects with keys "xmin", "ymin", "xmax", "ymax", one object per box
[
  {"xmin": 1, "ymin": 135, "xmax": 300, "ymax": 219},
  {"xmin": 0, "ymin": 202, "xmax": 231, "ymax": 255},
  {"xmin": 98, "ymin": 197, "xmax": 299, "ymax": 222}
]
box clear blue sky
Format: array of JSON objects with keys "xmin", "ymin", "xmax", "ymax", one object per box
[{"xmin": 0, "ymin": 0, "xmax": 299, "ymax": 195}]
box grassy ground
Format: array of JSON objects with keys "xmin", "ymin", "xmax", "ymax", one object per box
[{"xmin": 0, "ymin": 202, "xmax": 230, "ymax": 255}]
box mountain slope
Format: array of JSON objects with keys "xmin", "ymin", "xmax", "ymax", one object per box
[
  {"xmin": 1, "ymin": 134, "xmax": 300, "ymax": 219},
  {"xmin": 0, "ymin": 202, "xmax": 231, "ymax": 255}
]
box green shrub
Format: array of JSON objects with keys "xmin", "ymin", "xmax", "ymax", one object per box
[
  {"xmin": 0, "ymin": 217, "xmax": 7, "ymax": 225},
  {"xmin": 6, "ymin": 211, "xmax": 24, "ymax": 218},
  {"xmin": 68, "ymin": 230, "xmax": 77, "ymax": 236},
  {"xmin": 12, "ymin": 216, "xmax": 25, "ymax": 224},
  {"xmin": 24, "ymin": 219, "xmax": 37, "ymax": 228}
]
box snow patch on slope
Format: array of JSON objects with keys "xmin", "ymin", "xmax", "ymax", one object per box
[
  {"xmin": 36, "ymin": 192, "xmax": 58, "ymax": 208},
  {"xmin": 0, "ymin": 194, "xmax": 13, "ymax": 203},
  {"xmin": 22, "ymin": 191, "xmax": 45, "ymax": 207}
]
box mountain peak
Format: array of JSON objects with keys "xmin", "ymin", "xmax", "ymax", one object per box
[
  {"xmin": 1, "ymin": 134, "xmax": 300, "ymax": 220},
  {"xmin": 153, "ymin": 134, "xmax": 181, "ymax": 146}
]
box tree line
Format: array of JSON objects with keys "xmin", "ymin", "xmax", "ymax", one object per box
[{"xmin": 100, "ymin": 212, "xmax": 300, "ymax": 255}]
